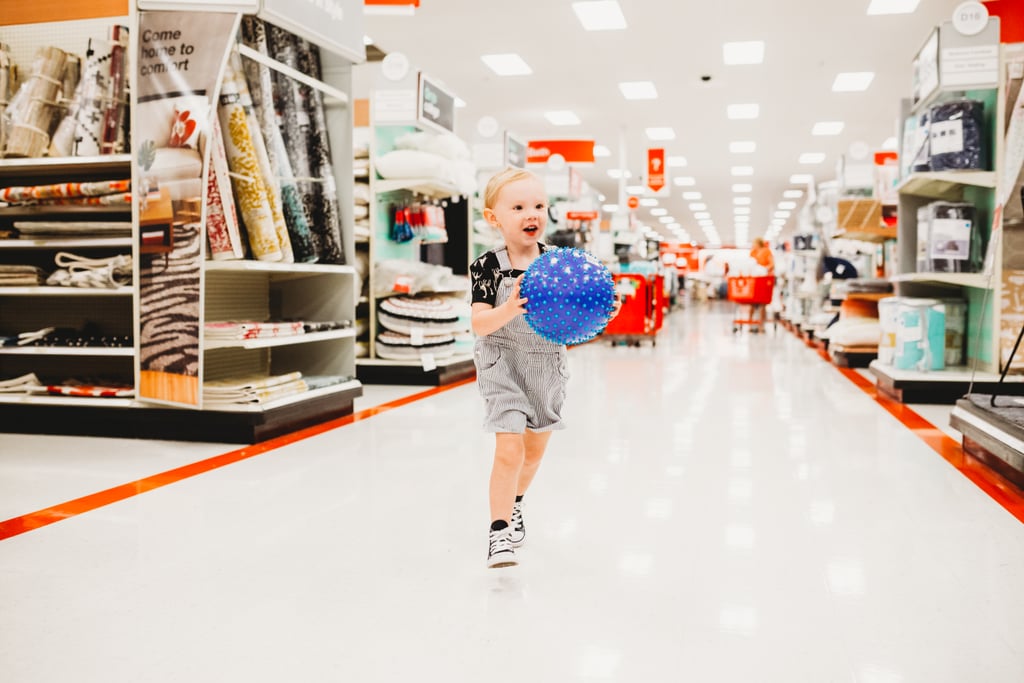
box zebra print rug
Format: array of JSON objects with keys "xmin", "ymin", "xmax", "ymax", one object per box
[{"xmin": 139, "ymin": 222, "xmax": 201, "ymax": 376}]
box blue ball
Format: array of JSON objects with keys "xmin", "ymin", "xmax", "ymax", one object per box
[{"xmin": 520, "ymin": 247, "xmax": 616, "ymax": 345}]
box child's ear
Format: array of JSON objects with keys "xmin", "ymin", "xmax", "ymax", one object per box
[{"xmin": 482, "ymin": 207, "xmax": 499, "ymax": 227}]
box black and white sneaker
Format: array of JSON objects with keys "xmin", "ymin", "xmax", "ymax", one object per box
[
  {"xmin": 487, "ymin": 527, "xmax": 517, "ymax": 569},
  {"xmin": 509, "ymin": 501, "xmax": 526, "ymax": 548}
]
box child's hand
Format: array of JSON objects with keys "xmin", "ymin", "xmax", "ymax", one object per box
[
  {"xmin": 505, "ymin": 274, "xmax": 529, "ymax": 316},
  {"xmin": 609, "ymin": 298, "xmax": 623, "ymax": 320}
]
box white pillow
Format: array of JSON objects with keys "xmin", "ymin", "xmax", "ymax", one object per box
[
  {"xmin": 149, "ymin": 147, "xmax": 203, "ymax": 182},
  {"xmin": 375, "ymin": 149, "xmax": 449, "ymax": 180},
  {"xmin": 830, "ymin": 318, "xmax": 881, "ymax": 347}
]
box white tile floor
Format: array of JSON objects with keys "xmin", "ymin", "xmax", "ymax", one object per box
[{"xmin": 2, "ymin": 306, "xmax": 1023, "ymax": 683}]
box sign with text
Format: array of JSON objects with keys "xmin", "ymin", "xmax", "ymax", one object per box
[
  {"xmin": 505, "ymin": 131, "xmax": 526, "ymax": 168},
  {"xmin": 647, "ymin": 148, "xmax": 665, "ymax": 193},
  {"xmin": 417, "ymin": 73, "xmax": 456, "ymax": 133},
  {"xmin": 261, "ymin": 0, "xmax": 366, "ymax": 63},
  {"xmin": 566, "ymin": 211, "xmax": 599, "ymax": 220},
  {"xmin": 527, "ymin": 139, "xmax": 595, "ymax": 165}
]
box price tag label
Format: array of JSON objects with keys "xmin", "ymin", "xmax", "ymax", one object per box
[
  {"xmin": 410, "ymin": 327, "xmax": 425, "ymax": 345},
  {"xmin": 393, "ymin": 276, "xmax": 413, "ymax": 293},
  {"xmin": 421, "ymin": 353, "xmax": 437, "ymax": 372}
]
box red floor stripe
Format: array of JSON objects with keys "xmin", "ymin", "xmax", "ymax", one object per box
[
  {"xmin": 834, "ymin": 364, "xmax": 1024, "ymax": 524},
  {"xmin": 0, "ymin": 378, "xmax": 475, "ymax": 541}
]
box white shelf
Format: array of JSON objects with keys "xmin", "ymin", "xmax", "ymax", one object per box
[
  {"xmin": 358, "ymin": 354, "xmax": 473, "ymax": 368},
  {"xmin": 0, "ymin": 286, "xmax": 133, "ymax": 296},
  {"xmin": 0, "ymin": 394, "xmax": 138, "ymax": 408},
  {"xmin": 374, "ymin": 178, "xmax": 464, "ymax": 199},
  {"xmin": 0, "ymin": 154, "xmax": 131, "ymax": 180},
  {"xmin": 204, "ymin": 329, "xmax": 356, "ymax": 350},
  {"xmin": 869, "ymin": 360, "xmax": 1024, "ymax": 384},
  {"xmin": 0, "ymin": 237, "xmax": 132, "ymax": 249},
  {"xmin": 203, "ymin": 379, "xmax": 362, "ymax": 413},
  {"xmin": 205, "ymin": 260, "xmax": 356, "ymax": 279},
  {"xmin": 890, "ymin": 272, "xmax": 992, "ymax": 289},
  {"xmin": 0, "ymin": 346, "xmax": 133, "ymax": 356},
  {"xmin": 896, "ymin": 171, "xmax": 997, "ymax": 200}
]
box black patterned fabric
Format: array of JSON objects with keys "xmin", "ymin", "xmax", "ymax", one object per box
[{"xmin": 929, "ymin": 99, "xmax": 986, "ymax": 172}]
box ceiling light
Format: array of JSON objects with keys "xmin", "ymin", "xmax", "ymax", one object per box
[
  {"xmin": 650, "ymin": 208, "xmax": 668, "ymax": 216},
  {"xmin": 659, "ymin": 216, "xmax": 674, "ymax": 224},
  {"xmin": 723, "ymin": 40, "xmax": 765, "ymax": 65},
  {"xmin": 454, "ymin": 97, "xmax": 467, "ymax": 108},
  {"xmin": 778, "ymin": 201, "xmax": 797, "ymax": 210},
  {"xmin": 608, "ymin": 169, "xmax": 632, "ymax": 179},
  {"xmin": 731, "ymin": 166, "xmax": 754, "ymax": 176},
  {"xmin": 674, "ymin": 176, "xmax": 696, "ymax": 186},
  {"xmin": 790, "ymin": 173, "xmax": 814, "ymax": 184},
  {"xmin": 698, "ymin": 219, "xmax": 714, "ymax": 226},
  {"xmin": 689, "ymin": 203, "xmax": 707, "ymax": 211},
  {"xmin": 771, "ymin": 218, "xmax": 786, "ymax": 225},
  {"xmin": 733, "ymin": 197, "xmax": 751, "ymax": 205},
  {"xmin": 783, "ymin": 190, "xmax": 804, "ymax": 198},
  {"xmin": 727, "ymin": 103, "xmax": 760, "ymax": 119},
  {"xmin": 619, "ymin": 81, "xmax": 657, "ymax": 99},
  {"xmin": 867, "ymin": 0, "xmax": 920, "ymax": 14},
  {"xmin": 593, "ymin": 144, "xmax": 612, "ymax": 157},
  {"xmin": 774, "ymin": 210, "xmax": 791, "ymax": 218},
  {"xmin": 799, "ymin": 152, "xmax": 826, "ymax": 164},
  {"xmin": 666, "ymin": 156, "xmax": 687, "ymax": 167},
  {"xmin": 682, "ymin": 191, "xmax": 702, "ymax": 200},
  {"xmin": 640, "ymin": 198, "xmax": 659, "ymax": 207},
  {"xmin": 694, "ymin": 212, "xmax": 711, "ymax": 220},
  {"xmin": 645, "ymin": 127, "xmax": 676, "ymax": 140},
  {"xmin": 598, "ymin": 193, "xmax": 606, "ymax": 201},
  {"xmin": 481, "ymin": 53, "xmax": 533, "ymax": 76},
  {"xmin": 734, "ymin": 217, "xmax": 750, "ymax": 224},
  {"xmin": 812, "ymin": 121, "xmax": 844, "ymax": 136},
  {"xmin": 626, "ymin": 184, "xmax": 645, "ymax": 193},
  {"xmin": 734, "ymin": 207, "xmax": 751, "ymax": 215},
  {"xmin": 832, "ymin": 71, "xmax": 875, "ymax": 92},
  {"xmin": 732, "ymin": 184, "xmax": 752, "ymax": 193},
  {"xmin": 573, "ymin": 1, "xmax": 628, "ymax": 30},
  {"xmin": 602, "ymin": 204, "xmax": 619, "ymax": 212},
  {"xmin": 544, "ymin": 110, "xmax": 581, "ymax": 125},
  {"xmin": 882, "ymin": 136, "xmax": 899, "ymax": 150},
  {"xmin": 729, "ymin": 141, "xmax": 756, "ymax": 153}
]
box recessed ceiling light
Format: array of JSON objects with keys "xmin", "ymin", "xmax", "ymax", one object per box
[
  {"xmin": 694, "ymin": 212, "xmax": 711, "ymax": 220},
  {"xmin": 778, "ymin": 201, "xmax": 797, "ymax": 210},
  {"xmin": 882, "ymin": 136, "xmax": 899, "ymax": 150},
  {"xmin": 727, "ymin": 103, "xmax": 760, "ymax": 120},
  {"xmin": 689, "ymin": 202, "xmax": 707, "ymax": 211},
  {"xmin": 790, "ymin": 173, "xmax": 814, "ymax": 184},
  {"xmin": 729, "ymin": 141, "xmax": 757, "ymax": 153},
  {"xmin": 602, "ymin": 204, "xmax": 619, "ymax": 212},
  {"xmin": 723, "ymin": 40, "xmax": 765, "ymax": 65},
  {"xmin": 645, "ymin": 127, "xmax": 676, "ymax": 140},
  {"xmin": 544, "ymin": 110, "xmax": 581, "ymax": 125},
  {"xmin": 732, "ymin": 184, "xmax": 752, "ymax": 193},
  {"xmin": 799, "ymin": 152, "xmax": 826, "ymax": 164},
  {"xmin": 698, "ymin": 219, "xmax": 714, "ymax": 226},
  {"xmin": 734, "ymin": 217, "xmax": 750, "ymax": 225},
  {"xmin": 682, "ymin": 191, "xmax": 702, "ymax": 200},
  {"xmin": 731, "ymin": 166, "xmax": 754, "ymax": 176},
  {"xmin": 733, "ymin": 197, "xmax": 752, "ymax": 205},
  {"xmin": 783, "ymin": 190, "xmax": 804, "ymax": 198},
  {"xmin": 650, "ymin": 208, "xmax": 668, "ymax": 216},
  {"xmin": 734, "ymin": 207, "xmax": 751, "ymax": 215},
  {"xmin": 626, "ymin": 184, "xmax": 645, "ymax": 194},
  {"xmin": 667, "ymin": 156, "xmax": 687, "ymax": 167},
  {"xmin": 812, "ymin": 121, "xmax": 844, "ymax": 136},
  {"xmin": 832, "ymin": 72, "xmax": 875, "ymax": 92},
  {"xmin": 481, "ymin": 53, "xmax": 533, "ymax": 76},
  {"xmin": 619, "ymin": 80, "xmax": 657, "ymax": 99},
  {"xmin": 640, "ymin": 198, "xmax": 659, "ymax": 207},
  {"xmin": 593, "ymin": 144, "xmax": 612, "ymax": 157},
  {"xmin": 608, "ymin": 169, "xmax": 632, "ymax": 179},
  {"xmin": 867, "ymin": 0, "xmax": 920, "ymax": 15},
  {"xmin": 674, "ymin": 176, "xmax": 696, "ymax": 186},
  {"xmin": 573, "ymin": 1, "xmax": 628, "ymax": 30},
  {"xmin": 774, "ymin": 210, "xmax": 791, "ymax": 218},
  {"xmin": 659, "ymin": 216, "xmax": 674, "ymax": 224},
  {"xmin": 771, "ymin": 218, "xmax": 786, "ymax": 225}
]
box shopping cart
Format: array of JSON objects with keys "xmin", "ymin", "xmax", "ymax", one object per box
[{"xmin": 728, "ymin": 275, "xmax": 775, "ymax": 333}]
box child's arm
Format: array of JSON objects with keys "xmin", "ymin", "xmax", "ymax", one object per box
[{"xmin": 472, "ymin": 275, "xmax": 528, "ymax": 336}]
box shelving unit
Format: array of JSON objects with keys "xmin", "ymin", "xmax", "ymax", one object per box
[{"xmin": 0, "ymin": 3, "xmax": 367, "ymax": 442}]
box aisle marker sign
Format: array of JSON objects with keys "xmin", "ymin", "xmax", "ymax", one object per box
[{"xmin": 647, "ymin": 148, "xmax": 665, "ymax": 193}]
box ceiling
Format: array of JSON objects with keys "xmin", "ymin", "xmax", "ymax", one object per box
[{"xmin": 362, "ymin": 0, "xmax": 964, "ymax": 246}]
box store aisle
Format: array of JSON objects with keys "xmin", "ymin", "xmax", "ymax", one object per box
[{"xmin": 2, "ymin": 307, "xmax": 1024, "ymax": 683}]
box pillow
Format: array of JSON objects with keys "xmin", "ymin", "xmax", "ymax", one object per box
[
  {"xmin": 375, "ymin": 149, "xmax": 450, "ymax": 181},
  {"xmin": 148, "ymin": 147, "xmax": 203, "ymax": 182}
]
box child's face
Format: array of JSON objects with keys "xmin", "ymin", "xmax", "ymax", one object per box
[{"xmin": 484, "ymin": 177, "xmax": 548, "ymax": 249}]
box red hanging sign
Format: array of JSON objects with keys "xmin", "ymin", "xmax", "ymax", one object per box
[
  {"xmin": 647, "ymin": 148, "xmax": 665, "ymax": 193},
  {"xmin": 526, "ymin": 139, "xmax": 595, "ymax": 164},
  {"xmin": 627, "ymin": 196, "xmax": 640, "ymax": 210}
]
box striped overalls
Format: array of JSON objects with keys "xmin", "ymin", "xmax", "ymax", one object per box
[{"xmin": 474, "ymin": 247, "xmax": 569, "ymax": 434}]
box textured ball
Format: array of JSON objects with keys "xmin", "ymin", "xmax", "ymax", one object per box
[{"xmin": 521, "ymin": 247, "xmax": 616, "ymax": 345}]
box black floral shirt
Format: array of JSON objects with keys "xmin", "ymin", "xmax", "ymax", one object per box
[{"xmin": 470, "ymin": 244, "xmax": 549, "ymax": 306}]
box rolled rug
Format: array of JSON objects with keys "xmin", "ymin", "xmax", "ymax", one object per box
[
  {"xmin": 204, "ymin": 116, "xmax": 245, "ymax": 260},
  {"xmin": 5, "ymin": 45, "xmax": 67, "ymax": 158},
  {"xmin": 49, "ymin": 35, "xmax": 112, "ymax": 157}
]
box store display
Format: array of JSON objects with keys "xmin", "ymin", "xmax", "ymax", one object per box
[
  {"xmin": 929, "ymin": 99, "xmax": 986, "ymax": 172},
  {"xmin": 917, "ymin": 201, "xmax": 976, "ymax": 273},
  {"xmin": 0, "ymin": 265, "xmax": 45, "ymax": 286},
  {"xmin": 45, "ymin": 251, "xmax": 132, "ymax": 288},
  {"xmin": 909, "ymin": 110, "xmax": 931, "ymax": 173},
  {"xmin": 377, "ymin": 295, "xmax": 464, "ymax": 335},
  {"xmin": 0, "ymin": 178, "xmax": 129, "ymax": 203},
  {"xmin": 893, "ymin": 299, "xmax": 946, "ymax": 372},
  {"xmin": 4, "ymin": 45, "xmax": 68, "ymax": 158},
  {"xmin": 204, "ymin": 117, "xmax": 245, "ymax": 261},
  {"xmin": 521, "ymin": 247, "xmax": 616, "ymax": 346},
  {"xmin": 877, "ymin": 296, "xmax": 904, "ymax": 365},
  {"xmin": 374, "ymin": 329, "xmax": 456, "ymax": 361}
]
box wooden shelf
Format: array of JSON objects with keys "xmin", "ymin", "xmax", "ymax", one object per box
[
  {"xmin": 0, "ymin": 154, "xmax": 131, "ymax": 180},
  {"xmin": 833, "ymin": 226, "xmax": 898, "ymax": 243},
  {"xmin": 896, "ymin": 171, "xmax": 997, "ymax": 200}
]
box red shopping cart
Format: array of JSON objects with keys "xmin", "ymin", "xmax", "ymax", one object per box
[{"xmin": 727, "ymin": 275, "xmax": 774, "ymax": 333}]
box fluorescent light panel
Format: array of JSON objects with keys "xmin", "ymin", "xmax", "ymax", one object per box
[
  {"xmin": 659, "ymin": 216, "xmax": 674, "ymax": 224},
  {"xmin": 731, "ymin": 166, "xmax": 754, "ymax": 176},
  {"xmin": 573, "ymin": 1, "xmax": 628, "ymax": 31},
  {"xmin": 732, "ymin": 184, "xmax": 752, "ymax": 193},
  {"xmin": 689, "ymin": 203, "xmax": 707, "ymax": 211},
  {"xmin": 694, "ymin": 212, "xmax": 711, "ymax": 220},
  {"xmin": 667, "ymin": 156, "xmax": 687, "ymax": 167},
  {"xmin": 607, "ymin": 169, "xmax": 631, "ymax": 178},
  {"xmin": 626, "ymin": 184, "xmax": 645, "ymax": 194},
  {"xmin": 812, "ymin": 121, "xmax": 844, "ymax": 136},
  {"xmin": 481, "ymin": 53, "xmax": 533, "ymax": 76},
  {"xmin": 783, "ymin": 190, "xmax": 804, "ymax": 198},
  {"xmin": 733, "ymin": 197, "xmax": 751, "ymax": 205},
  {"xmin": 602, "ymin": 204, "xmax": 619, "ymax": 212},
  {"xmin": 790, "ymin": 173, "xmax": 814, "ymax": 184},
  {"xmin": 682, "ymin": 191, "xmax": 702, "ymax": 200},
  {"xmin": 832, "ymin": 72, "xmax": 875, "ymax": 92},
  {"xmin": 799, "ymin": 152, "xmax": 826, "ymax": 164},
  {"xmin": 723, "ymin": 41, "xmax": 765, "ymax": 65},
  {"xmin": 646, "ymin": 127, "xmax": 676, "ymax": 140},
  {"xmin": 674, "ymin": 176, "xmax": 696, "ymax": 186},
  {"xmin": 544, "ymin": 110, "xmax": 581, "ymax": 125},
  {"xmin": 727, "ymin": 103, "xmax": 760, "ymax": 120},
  {"xmin": 593, "ymin": 144, "xmax": 612, "ymax": 157},
  {"xmin": 619, "ymin": 81, "xmax": 658, "ymax": 99},
  {"xmin": 640, "ymin": 198, "xmax": 659, "ymax": 207},
  {"xmin": 650, "ymin": 208, "xmax": 668, "ymax": 216},
  {"xmin": 734, "ymin": 207, "xmax": 751, "ymax": 215},
  {"xmin": 867, "ymin": 0, "xmax": 920, "ymax": 15},
  {"xmin": 778, "ymin": 201, "xmax": 797, "ymax": 210},
  {"xmin": 730, "ymin": 141, "xmax": 757, "ymax": 153}
]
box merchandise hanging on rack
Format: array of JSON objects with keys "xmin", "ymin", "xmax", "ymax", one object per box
[
  {"xmin": 204, "ymin": 116, "xmax": 245, "ymax": 261},
  {"xmin": 389, "ymin": 199, "xmax": 448, "ymax": 243}
]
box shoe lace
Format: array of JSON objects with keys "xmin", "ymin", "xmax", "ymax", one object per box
[
  {"xmin": 489, "ymin": 529, "xmax": 513, "ymax": 555},
  {"xmin": 511, "ymin": 502, "xmax": 524, "ymax": 532}
]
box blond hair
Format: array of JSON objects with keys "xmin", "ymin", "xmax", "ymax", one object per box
[{"xmin": 483, "ymin": 167, "xmax": 538, "ymax": 210}]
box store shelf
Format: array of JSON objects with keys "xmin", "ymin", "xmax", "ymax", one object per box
[
  {"xmin": 0, "ymin": 394, "xmax": 137, "ymax": 408},
  {"xmin": 204, "ymin": 379, "xmax": 362, "ymax": 413},
  {"xmin": 896, "ymin": 171, "xmax": 997, "ymax": 200},
  {"xmin": 869, "ymin": 360, "xmax": 1024, "ymax": 404},
  {"xmin": 374, "ymin": 178, "xmax": 464, "ymax": 199},
  {"xmin": 204, "ymin": 329, "xmax": 356, "ymax": 350},
  {"xmin": 0, "ymin": 346, "xmax": 133, "ymax": 356},
  {"xmin": 833, "ymin": 226, "xmax": 898, "ymax": 243},
  {"xmin": 0, "ymin": 154, "xmax": 131, "ymax": 181},
  {"xmin": 205, "ymin": 260, "xmax": 356, "ymax": 281},
  {"xmin": 357, "ymin": 354, "xmax": 475, "ymax": 386},
  {"xmin": 0, "ymin": 237, "xmax": 132, "ymax": 249},
  {"xmin": 889, "ymin": 272, "xmax": 992, "ymax": 288},
  {"xmin": 0, "ymin": 205, "xmax": 131, "ymax": 217},
  {"xmin": 0, "ymin": 286, "xmax": 133, "ymax": 296}
]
